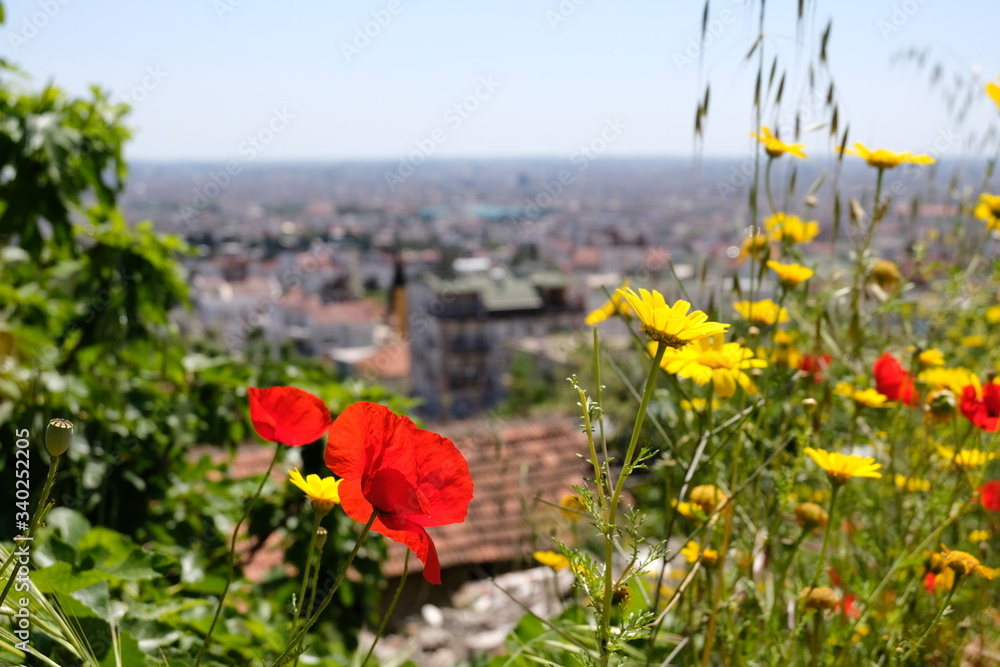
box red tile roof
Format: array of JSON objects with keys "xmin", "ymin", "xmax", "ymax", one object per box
[{"xmin": 383, "ymin": 417, "xmax": 590, "ymax": 577}]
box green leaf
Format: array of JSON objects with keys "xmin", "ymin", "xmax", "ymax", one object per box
[{"xmin": 32, "ymin": 562, "xmax": 113, "ymax": 594}]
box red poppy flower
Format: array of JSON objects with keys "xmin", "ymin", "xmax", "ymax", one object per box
[
  {"xmin": 841, "ymin": 593, "xmax": 861, "ymax": 620},
  {"xmin": 325, "ymin": 402, "xmax": 473, "ymax": 584},
  {"xmin": 248, "ymin": 386, "xmax": 332, "ymax": 446},
  {"xmin": 923, "ymin": 572, "xmax": 936, "ymax": 595},
  {"xmin": 978, "ymin": 480, "xmax": 1000, "ymax": 511},
  {"xmin": 961, "ymin": 383, "xmax": 1000, "ymax": 432},
  {"xmin": 872, "ymin": 353, "xmax": 919, "ymax": 406},
  {"xmin": 798, "ymin": 353, "xmax": 831, "ymax": 382}
]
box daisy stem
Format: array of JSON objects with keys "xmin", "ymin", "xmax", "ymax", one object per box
[
  {"xmin": 194, "ymin": 442, "xmax": 282, "ymax": 667},
  {"xmin": 593, "ymin": 326, "xmax": 611, "ymax": 498},
  {"xmin": 290, "ymin": 511, "xmax": 324, "ymax": 667},
  {"xmin": 901, "ymin": 580, "xmax": 959, "ymax": 661},
  {"xmin": 578, "ymin": 385, "xmax": 607, "ymax": 511},
  {"xmin": 807, "ymin": 484, "xmax": 840, "ymax": 594},
  {"xmin": 275, "ymin": 511, "xmax": 378, "ymax": 666},
  {"xmin": 305, "ymin": 531, "xmax": 325, "ymax": 623},
  {"xmin": 849, "ymin": 167, "xmax": 885, "ymax": 357},
  {"xmin": 599, "ymin": 340, "xmax": 666, "ymax": 665},
  {"xmin": 360, "ymin": 550, "xmax": 409, "ymax": 667},
  {"xmin": 764, "ymin": 156, "xmax": 778, "ymax": 216},
  {"xmin": 782, "ymin": 485, "xmax": 839, "ymax": 660}
]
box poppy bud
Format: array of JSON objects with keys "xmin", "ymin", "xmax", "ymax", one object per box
[
  {"xmin": 45, "ymin": 418, "xmax": 73, "ymax": 457},
  {"xmin": 802, "ymin": 397, "xmax": 818, "ymax": 413},
  {"xmin": 315, "ymin": 527, "xmax": 328, "ymax": 551}
]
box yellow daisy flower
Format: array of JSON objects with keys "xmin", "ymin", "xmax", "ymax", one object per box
[
  {"xmin": 841, "ymin": 143, "xmax": 935, "ymax": 170},
  {"xmin": 655, "ymin": 335, "xmax": 767, "ymax": 398},
  {"xmin": 288, "ymin": 469, "xmax": 342, "ymax": 516},
  {"xmin": 804, "ymin": 447, "xmax": 882, "ymax": 485},
  {"xmin": 764, "ymin": 212, "xmax": 820, "ymax": 243},
  {"xmin": 916, "ymin": 348, "xmax": 945, "ymax": 367},
  {"xmin": 970, "ymin": 530, "xmax": 992, "ymax": 544},
  {"xmin": 935, "ymin": 445, "xmax": 997, "ymax": 470},
  {"xmin": 987, "ymin": 305, "xmax": 1000, "ymax": 323},
  {"xmin": 961, "ymin": 335, "xmax": 986, "ymax": 347},
  {"xmin": 738, "ymin": 233, "xmax": 770, "ymax": 261},
  {"xmin": 680, "ymin": 541, "xmax": 719, "ymax": 567},
  {"xmin": 733, "ymin": 299, "xmax": 790, "ymax": 326},
  {"xmin": 939, "ymin": 545, "xmax": 997, "ymax": 580},
  {"xmin": 618, "ymin": 288, "xmax": 729, "ymax": 349},
  {"xmin": 558, "ymin": 494, "xmax": 585, "ymax": 521},
  {"xmin": 987, "ymin": 77, "xmax": 1000, "ymax": 109},
  {"xmin": 750, "ymin": 126, "xmax": 807, "ymax": 159},
  {"xmin": 679, "ymin": 397, "xmax": 720, "ymax": 412},
  {"xmin": 894, "ymin": 474, "xmax": 930, "ymax": 492},
  {"xmin": 974, "ymin": 193, "xmax": 1000, "ymax": 231},
  {"xmin": 834, "ymin": 382, "xmax": 891, "ymax": 408},
  {"xmin": 917, "ymin": 366, "xmax": 976, "ymax": 394},
  {"xmin": 767, "ymin": 261, "xmax": 814, "ymax": 287},
  {"xmin": 585, "ymin": 278, "xmax": 632, "ymax": 325},
  {"xmin": 534, "ymin": 550, "xmax": 570, "ymax": 571},
  {"xmin": 672, "ymin": 499, "xmax": 701, "ymax": 520}
]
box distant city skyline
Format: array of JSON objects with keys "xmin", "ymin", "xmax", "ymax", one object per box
[{"xmin": 4, "ymin": 1, "xmax": 999, "ymax": 161}]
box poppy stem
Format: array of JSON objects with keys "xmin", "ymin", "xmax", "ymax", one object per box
[
  {"xmin": 360, "ymin": 550, "xmax": 409, "ymax": 667},
  {"xmin": 290, "ymin": 511, "xmax": 324, "ymax": 667},
  {"xmin": 0, "ymin": 455, "xmax": 59, "ymax": 612},
  {"xmin": 275, "ymin": 511, "xmax": 378, "ymax": 666},
  {"xmin": 194, "ymin": 442, "xmax": 282, "ymax": 667}
]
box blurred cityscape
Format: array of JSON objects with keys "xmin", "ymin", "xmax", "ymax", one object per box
[{"xmin": 122, "ymin": 157, "xmax": 962, "ymax": 421}]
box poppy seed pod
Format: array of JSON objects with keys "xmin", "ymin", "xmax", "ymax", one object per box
[{"xmin": 45, "ymin": 418, "xmax": 74, "ymax": 457}]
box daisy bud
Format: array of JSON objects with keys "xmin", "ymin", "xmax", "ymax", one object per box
[
  {"xmin": 925, "ymin": 389, "xmax": 956, "ymax": 422},
  {"xmin": 689, "ymin": 484, "xmax": 729, "ymax": 515},
  {"xmin": 612, "ymin": 584, "xmax": 631, "ymax": 606},
  {"xmin": 793, "ymin": 502, "xmax": 829, "ymax": 531},
  {"xmin": 802, "ymin": 398, "xmax": 818, "ymax": 413},
  {"xmin": 870, "ymin": 259, "xmax": 901, "ymax": 293},
  {"xmin": 45, "ymin": 418, "xmax": 73, "ymax": 457},
  {"xmin": 800, "ymin": 586, "xmax": 840, "ymax": 612}
]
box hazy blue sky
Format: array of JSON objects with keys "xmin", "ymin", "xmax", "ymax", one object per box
[{"xmin": 4, "ymin": 0, "xmax": 999, "ymax": 161}]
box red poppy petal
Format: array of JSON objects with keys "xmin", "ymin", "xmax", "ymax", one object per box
[
  {"xmin": 248, "ymin": 386, "xmax": 331, "ymax": 446},
  {"xmin": 325, "ymin": 402, "xmax": 418, "ymax": 486},
  {"xmin": 366, "ymin": 467, "xmax": 429, "ymax": 518},
  {"xmin": 409, "ymin": 429, "xmax": 474, "ymax": 528},
  {"xmin": 340, "ymin": 479, "xmax": 442, "ymax": 583},
  {"xmin": 378, "ymin": 514, "xmax": 442, "ymax": 585},
  {"xmin": 338, "ymin": 479, "xmax": 374, "ymax": 524}
]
